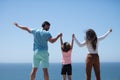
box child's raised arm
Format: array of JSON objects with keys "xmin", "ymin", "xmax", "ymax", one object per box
[
  {"xmin": 74, "ymin": 35, "xmax": 86, "ymax": 47},
  {"xmin": 71, "ymin": 34, "xmax": 74, "ymax": 49},
  {"xmin": 14, "ymin": 22, "xmax": 31, "ymax": 33},
  {"xmin": 60, "ymin": 33, "xmax": 63, "ymax": 46},
  {"xmin": 48, "ymin": 33, "xmax": 62, "ymax": 43}
]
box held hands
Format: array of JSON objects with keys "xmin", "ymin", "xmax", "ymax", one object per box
[
  {"xmin": 59, "ymin": 33, "xmax": 74, "ymax": 38},
  {"xmin": 58, "ymin": 33, "xmax": 62, "ymax": 38},
  {"xmin": 72, "ymin": 34, "xmax": 75, "ymax": 39},
  {"xmin": 59, "ymin": 33, "xmax": 75, "ymax": 38}
]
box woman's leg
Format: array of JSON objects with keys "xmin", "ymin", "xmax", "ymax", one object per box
[
  {"xmin": 93, "ymin": 55, "xmax": 101, "ymax": 80},
  {"xmin": 86, "ymin": 54, "xmax": 93, "ymax": 80},
  {"xmin": 30, "ymin": 68, "xmax": 38, "ymax": 80}
]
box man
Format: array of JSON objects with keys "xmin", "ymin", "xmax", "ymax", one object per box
[{"xmin": 14, "ymin": 21, "xmax": 62, "ymax": 80}]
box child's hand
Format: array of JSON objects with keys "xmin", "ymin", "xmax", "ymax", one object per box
[
  {"xmin": 72, "ymin": 34, "xmax": 75, "ymax": 39},
  {"xmin": 109, "ymin": 29, "xmax": 112, "ymax": 32},
  {"xmin": 58, "ymin": 33, "xmax": 62, "ymax": 38}
]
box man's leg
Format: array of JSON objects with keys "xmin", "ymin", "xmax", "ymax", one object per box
[
  {"xmin": 41, "ymin": 51, "xmax": 49, "ymax": 80},
  {"xmin": 31, "ymin": 51, "xmax": 40, "ymax": 80},
  {"xmin": 43, "ymin": 68, "xmax": 49, "ymax": 80},
  {"xmin": 30, "ymin": 68, "xmax": 38, "ymax": 80}
]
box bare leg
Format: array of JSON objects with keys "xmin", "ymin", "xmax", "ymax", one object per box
[
  {"xmin": 43, "ymin": 68, "xmax": 49, "ymax": 80},
  {"xmin": 62, "ymin": 75, "xmax": 66, "ymax": 80},
  {"xmin": 68, "ymin": 75, "xmax": 72, "ymax": 80},
  {"xmin": 30, "ymin": 68, "xmax": 38, "ymax": 80}
]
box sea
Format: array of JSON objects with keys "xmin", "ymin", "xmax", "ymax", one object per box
[{"xmin": 0, "ymin": 62, "xmax": 120, "ymax": 80}]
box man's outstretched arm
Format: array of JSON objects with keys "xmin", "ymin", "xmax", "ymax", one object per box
[
  {"xmin": 48, "ymin": 33, "xmax": 62, "ymax": 43},
  {"xmin": 14, "ymin": 22, "xmax": 31, "ymax": 33}
]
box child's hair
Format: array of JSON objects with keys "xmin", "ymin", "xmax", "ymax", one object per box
[
  {"xmin": 42, "ymin": 21, "xmax": 50, "ymax": 28},
  {"xmin": 86, "ymin": 29, "xmax": 97, "ymax": 50},
  {"xmin": 61, "ymin": 42, "xmax": 71, "ymax": 52}
]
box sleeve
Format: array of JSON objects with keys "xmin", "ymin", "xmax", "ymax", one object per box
[
  {"xmin": 30, "ymin": 29, "xmax": 36, "ymax": 35},
  {"xmin": 47, "ymin": 32, "xmax": 52, "ymax": 39},
  {"xmin": 98, "ymin": 30, "xmax": 111, "ymax": 41},
  {"xmin": 74, "ymin": 37, "xmax": 86, "ymax": 47}
]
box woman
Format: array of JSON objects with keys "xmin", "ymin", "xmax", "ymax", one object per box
[{"xmin": 74, "ymin": 29, "xmax": 112, "ymax": 80}]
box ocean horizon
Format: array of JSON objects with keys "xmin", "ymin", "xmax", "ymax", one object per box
[{"xmin": 0, "ymin": 62, "xmax": 120, "ymax": 80}]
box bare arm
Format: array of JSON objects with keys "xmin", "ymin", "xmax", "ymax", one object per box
[
  {"xmin": 60, "ymin": 33, "xmax": 63, "ymax": 46},
  {"xmin": 48, "ymin": 33, "xmax": 62, "ymax": 43},
  {"xmin": 71, "ymin": 34, "xmax": 74, "ymax": 49},
  {"xmin": 14, "ymin": 22, "xmax": 31, "ymax": 33}
]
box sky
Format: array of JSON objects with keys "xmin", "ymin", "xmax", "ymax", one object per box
[{"xmin": 0, "ymin": 0, "xmax": 120, "ymax": 63}]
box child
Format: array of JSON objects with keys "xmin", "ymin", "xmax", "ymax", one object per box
[
  {"xmin": 60, "ymin": 34, "xmax": 74, "ymax": 80},
  {"xmin": 14, "ymin": 21, "xmax": 62, "ymax": 80},
  {"xmin": 74, "ymin": 29, "xmax": 112, "ymax": 80}
]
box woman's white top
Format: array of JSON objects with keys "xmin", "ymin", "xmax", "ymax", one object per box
[{"xmin": 74, "ymin": 30, "xmax": 111, "ymax": 54}]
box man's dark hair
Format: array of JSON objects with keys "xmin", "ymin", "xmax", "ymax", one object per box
[{"xmin": 42, "ymin": 21, "xmax": 50, "ymax": 28}]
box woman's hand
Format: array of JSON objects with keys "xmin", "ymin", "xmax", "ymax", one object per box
[{"xmin": 109, "ymin": 29, "xmax": 112, "ymax": 32}]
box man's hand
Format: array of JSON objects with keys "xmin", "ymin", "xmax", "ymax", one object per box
[
  {"xmin": 14, "ymin": 22, "xmax": 19, "ymax": 27},
  {"xmin": 58, "ymin": 33, "xmax": 62, "ymax": 38},
  {"xmin": 13, "ymin": 22, "xmax": 31, "ymax": 33}
]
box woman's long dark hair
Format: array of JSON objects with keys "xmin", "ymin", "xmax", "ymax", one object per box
[{"xmin": 86, "ymin": 29, "xmax": 97, "ymax": 50}]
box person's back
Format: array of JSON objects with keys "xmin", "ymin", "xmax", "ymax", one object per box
[
  {"xmin": 31, "ymin": 29, "xmax": 52, "ymax": 51},
  {"xmin": 62, "ymin": 48, "xmax": 72, "ymax": 65},
  {"xmin": 14, "ymin": 21, "xmax": 62, "ymax": 80},
  {"xmin": 74, "ymin": 29, "xmax": 112, "ymax": 80}
]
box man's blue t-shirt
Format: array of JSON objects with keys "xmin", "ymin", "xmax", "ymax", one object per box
[{"xmin": 30, "ymin": 29, "xmax": 52, "ymax": 51}]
